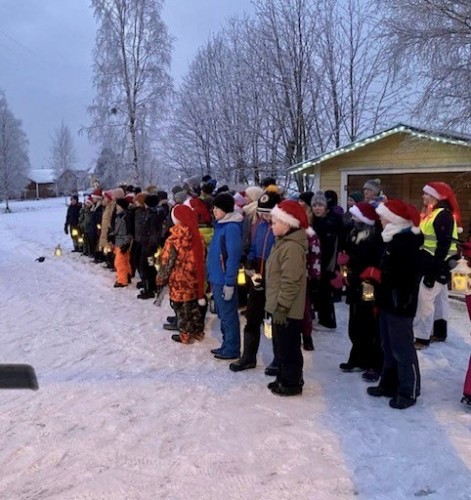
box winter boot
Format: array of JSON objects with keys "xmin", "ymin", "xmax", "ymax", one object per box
[
  {"xmin": 367, "ymin": 385, "xmax": 395, "ymax": 398},
  {"xmin": 302, "ymin": 335, "xmax": 315, "ymax": 351},
  {"xmin": 137, "ymin": 290, "xmax": 155, "ymax": 300},
  {"xmin": 270, "ymin": 383, "xmax": 302, "ymax": 396},
  {"xmin": 389, "ymin": 395, "xmax": 416, "ymax": 410},
  {"xmin": 171, "ymin": 332, "xmax": 193, "ymax": 344},
  {"xmin": 431, "ymin": 319, "xmax": 447, "ymax": 342},
  {"xmin": 229, "ymin": 330, "xmax": 259, "ymax": 372}
]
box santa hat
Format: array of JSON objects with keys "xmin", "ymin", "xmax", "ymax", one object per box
[
  {"xmin": 84, "ymin": 196, "xmax": 94, "ymax": 206},
  {"xmin": 271, "ymin": 200, "xmax": 309, "ymax": 229},
  {"xmin": 103, "ymin": 190, "xmax": 113, "ymax": 202},
  {"xmin": 350, "ymin": 202, "xmax": 379, "ymax": 226},
  {"xmin": 125, "ymin": 193, "xmax": 134, "ymax": 203},
  {"xmin": 112, "ymin": 187, "xmax": 126, "ymax": 200},
  {"xmin": 171, "ymin": 204, "xmax": 205, "ymax": 300},
  {"xmin": 423, "ymin": 181, "xmax": 462, "ymax": 229},
  {"xmin": 91, "ymin": 188, "xmax": 103, "ymax": 201},
  {"xmin": 376, "ymin": 199, "xmax": 421, "ymax": 234}
]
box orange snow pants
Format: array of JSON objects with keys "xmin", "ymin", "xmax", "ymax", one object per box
[{"xmin": 114, "ymin": 247, "xmax": 132, "ymax": 285}]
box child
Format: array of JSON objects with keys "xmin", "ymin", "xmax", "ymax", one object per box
[
  {"xmin": 207, "ymin": 193, "xmax": 243, "ymax": 359},
  {"xmin": 156, "ymin": 204, "xmax": 206, "ymax": 344},
  {"xmin": 265, "ymin": 200, "xmax": 308, "ymax": 396},
  {"xmin": 110, "ymin": 198, "xmax": 133, "ymax": 288},
  {"xmin": 367, "ymin": 199, "xmax": 423, "ymax": 409}
]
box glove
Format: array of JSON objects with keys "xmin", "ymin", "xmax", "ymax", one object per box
[
  {"xmin": 108, "ymin": 234, "xmax": 116, "ymax": 244},
  {"xmin": 272, "ymin": 305, "xmax": 289, "ymax": 326},
  {"xmin": 120, "ymin": 243, "xmax": 130, "ymax": 253},
  {"xmin": 198, "ymin": 297, "xmax": 207, "ymax": 307},
  {"xmin": 251, "ymin": 273, "xmax": 264, "ymax": 289},
  {"xmin": 359, "ymin": 266, "xmax": 382, "ymax": 284},
  {"xmin": 64, "ymin": 225, "xmax": 68, "ymax": 235},
  {"xmin": 423, "ymin": 273, "xmax": 435, "ymax": 288},
  {"xmin": 153, "ymin": 285, "xmax": 165, "ymax": 306},
  {"xmin": 330, "ymin": 271, "xmax": 344, "ymax": 289},
  {"xmin": 337, "ymin": 252, "xmax": 350, "ymax": 266},
  {"xmin": 222, "ymin": 285, "xmax": 234, "ymax": 301}
]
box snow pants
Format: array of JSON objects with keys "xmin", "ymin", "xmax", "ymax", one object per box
[
  {"xmin": 413, "ymin": 279, "xmax": 449, "ymax": 341},
  {"xmin": 212, "ymin": 283, "xmax": 240, "ymax": 357},
  {"xmin": 114, "ymin": 247, "xmax": 131, "ymax": 285},
  {"xmin": 273, "ymin": 318, "xmax": 303, "ymax": 388}
]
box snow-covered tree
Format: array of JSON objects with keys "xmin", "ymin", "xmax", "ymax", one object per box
[
  {"xmin": 0, "ymin": 92, "xmax": 30, "ymax": 210},
  {"xmin": 378, "ymin": 0, "xmax": 471, "ymax": 130},
  {"xmin": 49, "ymin": 121, "xmax": 77, "ymax": 194},
  {"xmin": 85, "ymin": 0, "xmax": 173, "ymax": 185}
]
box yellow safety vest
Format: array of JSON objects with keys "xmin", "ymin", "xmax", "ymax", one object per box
[{"xmin": 420, "ymin": 207, "xmax": 458, "ymax": 258}]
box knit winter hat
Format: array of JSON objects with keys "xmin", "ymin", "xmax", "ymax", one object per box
[
  {"xmin": 271, "ymin": 200, "xmax": 309, "ymax": 229},
  {"xmin": 213, "ymin": 192, "xmax": 234, "ymax": 214},
  {"xmin": 348, "ymin": 191, "xmax": 364, "ymax": 204},
  {"xmin": 157, "ymin": 190, "xmax": 168, "ymax": 202},
  {"xmin": 311, "ymin": 190, "xmax": 327, "ymax": 207},
  {"xmin": 350, "ymin": 201, "xmax": 379, "ymax": 226},
  {"xmin": 257, "ymin": 190, "xmax": 282, "ymax": 213},
  {"xmin": 171, "ymin": 204, "xmax": 205, "ymax": 300},
  {"xmin": 134, "ymin": 192, "xmax": 147, "ymax": 206},
  {"xmin": 260, "ymin": 176, "xmax": 276, "ymax": 189},
  {"xmin": 363, "ymin": 179, "xmax": 381, "ymax": 195},
  {"xmin": 115, "ymin": 198, "xmax": 129, "ymax": 210},
  {"xmin": 145, "ymin": 194, "xmax": 159, "ymax": 208},
  {"xmin": 245, "ymin": 186, "xmax": 263, "ymax": 203},
  {"xmin": 234, "ymin": 192, "xmax": 247, "ymax": 208},
  {"xmin": 299, "ymin": 191, "xmax": 314, "ymax": 206},
  {"xmin": 423, "ymin": 181, "xmax": 462, "ymax": 229},
  {"xmin": 376, "ymin": 199, "xmax": 421, "ymax": 233},
  {"xmin": 174, "ymin": 189, "xmax": 189, "ymax": 205}
]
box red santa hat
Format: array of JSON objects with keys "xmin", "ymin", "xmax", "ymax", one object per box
[
  {"xmin": 271, "ymin": 200, "xmax": 309, "ymax": 229},
  {"xmin": 85, "ymin": 196, "xmax": 94, "ymax": 206},
  {"xmin": 349, "ymin": 201, "xmax": 379, "ymax": 226},
  {"xmin": 376, "ymin": 199, "xmax": 421, "ymax": 234},
  {"xmin": 171, "ymin": 204, "xmax": 205, "ymax": 300},
  {"xmin": 91, "ymin": 188, "xmax": 103, "ymax": 201},
  {"xmin": 423, "ymin": 181, "xmax": 462, "ymax": 229},
  {"xmin": 103, "ymin": 190, "xmax": 113, "ymax": 202}
]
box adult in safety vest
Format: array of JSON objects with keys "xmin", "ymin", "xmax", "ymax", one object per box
[{"xmin": 414, "ymin": 182, "xmax": 461, "ymax": 349}]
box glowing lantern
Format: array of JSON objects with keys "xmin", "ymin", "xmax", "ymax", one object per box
[
  {"xmin": 263, "ymin": 317, "xmax": 272, "ymax": 339},
  {"xmin": 361, "ymin": 281, "xmax": 375, "ymax": 301},
  {"xmin": 340, "ymin": 264, "xmax": 349, "ymax": 279},
  {"xmin": 54, "ymin": 244, "xmax": 62, "ymax": 257},
  {"xmin": 78, "ymin": 236, "xmax": 84, "ymax": 244},
  {"xmin": 237, "ymin": 267, "xmax": 246, "ymax": 286},
  {"xmin": 451, "ymin": 258, "xmax": 471, "ymax": 294},
  {"xmin": 71, "ymin": 228, "xmax": 79, "ymax": 237}
]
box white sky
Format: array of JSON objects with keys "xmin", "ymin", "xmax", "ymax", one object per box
[
  {"xmin": 0, "ymin": 196, "xmax": 471, "ymax": 498},
  {"xmin": 0, "ymin": 0, "xmax": 255, "ymax": 171}
]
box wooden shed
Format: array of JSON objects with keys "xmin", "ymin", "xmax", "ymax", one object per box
[
  {"xmin": 24, "ymin": 169, "xmax": 56, "ymax": 199},
  {"xmin": 288, "ymin": 124, "xmax": 471, "ymax": 228}
]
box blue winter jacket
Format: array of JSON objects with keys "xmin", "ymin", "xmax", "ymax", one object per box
[
  {"xmin": 207, "ymin": 212, "xmax": 243, "ymax": 286},
  {"xmin": 247, "ymin": 219, "xmax": 275, "ymax": 266}
]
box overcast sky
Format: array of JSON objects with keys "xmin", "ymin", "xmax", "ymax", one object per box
[{"xmin": 0, "ymin": 0, "xmax": 254, "ymax": 171}]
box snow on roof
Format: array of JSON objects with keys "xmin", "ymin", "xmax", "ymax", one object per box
[{"xmin": 28, "ymin": 169, "xmax": 56, "ymax": 184}]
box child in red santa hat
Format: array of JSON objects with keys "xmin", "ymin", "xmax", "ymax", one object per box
[{"xmin": 156, "ymin": 204, "xmax": 206, "ymax": 344}]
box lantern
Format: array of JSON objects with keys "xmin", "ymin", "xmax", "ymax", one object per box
[
  {"xmin": 71, "ymin": 228, "xmax": 79, "ymax": 237},
  {"xmin": 78, "ymin": 236, "xmax": 84, "ymax": 244},
  {"xmin": 103, "ymin": 245, "xmax": 111, "ymax": 255},
  {"xmin": 361, "ymin": 281, "xmax": 375, "ymax": 301},
  {"xmin": 154, "ymin": 248, "xmax": 162, "ymax": 271},
  {"xmin": 451, "ymin": 258, "xmax": 471, "ymax": 294},
  {"xmin": 340, "ymin": 264, "xmax": 349, "ymax": 279},
  {"xmin": 97, "ymin": 224, "xmax": 101, "ymax": 230},
  {"xmin": 54, "ymin": 244, "xmax": 62, "ymax": 257},
  {"xmin": 263, "ymin": 317, "xmax": 272, "ymax": 339},
  {"xmin": 237, "ymin": 267, "xmax": 246, "ymax": 286}
]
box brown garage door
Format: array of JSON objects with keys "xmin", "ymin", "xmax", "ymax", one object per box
[{"xmin": 347, "ymin": 172, "xmax": 470, "ymax": 234}]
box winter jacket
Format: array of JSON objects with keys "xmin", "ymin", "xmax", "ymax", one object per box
[
  {"xmin": 344, "ymin": 221, "xmax": 384, "ymax": 302},
  {"xmin": 246, "ymin": 219, "xmax": 275, "ymax": 274},
  {"xmin": 265, "ymin": 228, "xmax": 308, "ymax": 320},
  {"xmin": 207, "ymin": 212, "xmax": 243, "ymax": 286},
  {"xmin": 140, "ymin": 206, "xmax": 165, "ymax": 250},
  {"xmin": 88, "ymin": 203, "xmax": 104, "ymax": 243},
  {"xmin": 110, "ymin": 210, "xmax": 133, "ymax": 249},
  {"xmin": 377, "ymin": 230, "xmax": 423, "ymax": 317},
  {"xmin": 99, "ymin": 200, "xmax": 116, "ymax": 250},
  {"xmin": 65, "ymin": 203, "xmax": 82, "ymax": 228},
  {"xmin": 132, "ymin": 206, "xmax": 147, "ymax": 244},
  {"xmin": 312, "ymin": 211, "xmax": 343, "ymax": 277},
  {"xmin": 157, "ymin": 224, "xmax": 205, "ymax": 302}
]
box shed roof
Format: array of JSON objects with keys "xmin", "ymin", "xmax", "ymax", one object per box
[
  {"xmin": 28, "ymin": 169, "xmax": 56, "ymax": 184},
  {"xmin": 288, "ymin": 123, "xmax": 471, "ymax": 175}
]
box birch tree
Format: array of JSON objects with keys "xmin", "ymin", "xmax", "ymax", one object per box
[
  {"xmin": 86, "ymin": 0, "xmax": 172, "ymax": 185},
  {"xmin": 49, "ymin": 121, "xmax": 77, "ymax": 194},
  {"xmin": 0, "ymin": 92, "xmax": 30, "ymax": 210},
  {"xmin": 378, "ymin": 0, "xmax": 471, "ymax": 130}
]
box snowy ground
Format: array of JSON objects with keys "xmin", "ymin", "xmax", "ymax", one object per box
[{"xmin": 0, "ymin": 197, "xmax": 470, "ymax": 500}]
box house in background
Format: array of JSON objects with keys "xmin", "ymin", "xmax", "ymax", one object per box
[
  {"xmin": 24, "ymin": 169, "xmax": 56, "ymax": 199},
  {"xmin": 288, "ymin": 123, "xmax": 471, "ymax": 229}
]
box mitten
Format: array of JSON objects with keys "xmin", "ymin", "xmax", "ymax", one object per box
[
  {"xmin": 423, "ymin": 273, "xmax": 435, "ymax": 288},
  {"xmin": 120, "ymin": 243, "xmax": 130, "ymax": 253},
  {"xmin": 359, "ymin": 266, "xmax": 382, "ymax": 283},
  {"xmin": 198, "ymin": 297, "xmax": 207, "ymax": 307},
  {"xmin": 272, "ymin": 305, "xmax": 289, "ymax": 326},
  {"xmin": 64, "ymin": 225, "xmax": 68, "ymax": 235},
  {"xmin": 222, "ymin": 285, "xmax": 234, "ymax": 301}
]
